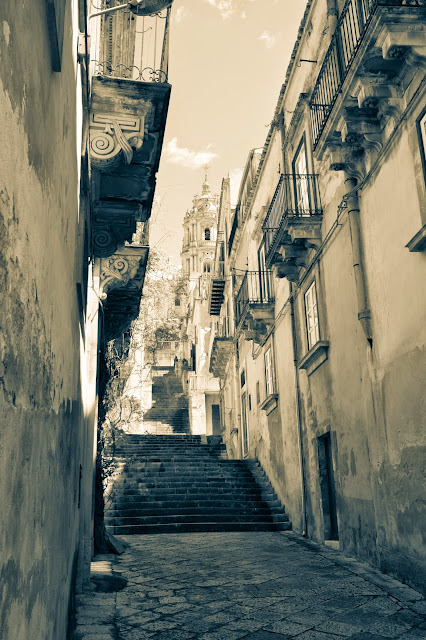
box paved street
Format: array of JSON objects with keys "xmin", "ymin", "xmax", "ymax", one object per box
[{"xmin": 73, "ymin": 532, "xmax": 426, "ymax": 640}]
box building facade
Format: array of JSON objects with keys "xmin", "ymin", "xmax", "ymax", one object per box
[
  {"xmin": 180, "ymin": 176, "xmax": 222, "ymax": 435},
  {"xmin": 0, "ymin": 1, "xmax": 172, "ymax": 637},
  {"xmin": 208, "ymin": 0, "xmax": 426, "ymax": 593}
]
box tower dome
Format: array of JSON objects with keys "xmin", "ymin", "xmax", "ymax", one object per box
[{"xmin": 181, "ymin": 171, "xmax": 219, "ymax": 277}]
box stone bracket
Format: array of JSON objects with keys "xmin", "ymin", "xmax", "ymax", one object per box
[{"xmin": 90, "ymin": 112, "xmax": 145, "ymax": 169}]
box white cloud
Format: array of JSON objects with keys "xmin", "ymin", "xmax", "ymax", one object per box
[
  {"xmin": 258, "ymin": 30, "xmax": 278, "ymax": 49},
  {"xmin": 204, "ymin": 0, "xmax": 256, "ymax": 20},
  {"xmin": 165, "ymin": 138, "xmax": 218, "ymax": 170},
  {"xmin": 175, "ymin": 6, "xmax": 187, "ymax": 23},
  {"xmin": 205, "ymin": 0, "xmax": 234, "ymax": 19}
]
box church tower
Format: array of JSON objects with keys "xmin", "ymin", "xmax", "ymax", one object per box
[
  {"xmin": 181, "ymin": 169, "xmax": 219, "ymax": 276},
  {"xmin": 179, "ymin": 170, "xmax": 221, "ymax": 436}
]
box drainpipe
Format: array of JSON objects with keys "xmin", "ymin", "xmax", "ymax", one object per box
[
  {"xmin": 345, "ymin": 175, "xmax": 372, "ymax": 345},
  {"xmin": 290, "ymin": 286, "xmax": 308, "ymax": 537},
  {"xmin": 327, "ymin": 0, "xmax": 338, "ymax": 32}
]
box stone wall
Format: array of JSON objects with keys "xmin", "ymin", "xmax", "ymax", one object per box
[{"xmin": 0, "ymin": 1, "xmax": 90, "ymax": 638}]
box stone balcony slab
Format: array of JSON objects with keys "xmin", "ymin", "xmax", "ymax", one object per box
[{"xmin": 90, "ymin": 76, "xmax": 171, "ymax": 257}]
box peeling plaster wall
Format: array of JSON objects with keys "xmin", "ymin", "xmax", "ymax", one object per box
[
  {"xmin": 292, "ymin": 106, "xmax": 426, "ymax": 591},
  {"xmin": 0, "ymin": 1, "xmax": 89, "ymax": 638}
]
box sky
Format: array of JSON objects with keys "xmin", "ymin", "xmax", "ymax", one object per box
[{"xmin": 150, "ymin": 0, "xmax": 308, "ymax": 263}]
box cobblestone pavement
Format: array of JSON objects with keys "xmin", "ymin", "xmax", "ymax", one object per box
[{"xmin": 73, "ymin": 532, "xmax": 426, "ymax": 640}]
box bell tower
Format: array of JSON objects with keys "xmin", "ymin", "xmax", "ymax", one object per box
[{"xmin": 181, "ymin": 168, "xmax": 218, "ymax": 277}]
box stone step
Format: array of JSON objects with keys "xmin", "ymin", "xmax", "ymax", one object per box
[
  {"xmin": 110, "ymin": 454, "xmax": 243, "ymax": 461},
  {"xmin": 105, "ymin": 513, "xmax": 290, "ymax": 526},
  {"xmin": 112, "ymin": 484, "xmax": 272, "ymax": 494},
  {"xmin": 109, "ymin": 496, "xmax": 281, "ymax": 508},
  {"xmin": 108, "ymin": 521, "xmax": 292, "ymax": 535},
  {"xmin": 107, "ymin": 504, "xmax": 284, "ymax": 517},
  {"xmin": 113, "ymin": 473, "xmax": 258, "ymax": 481},
  {"xmin": 112, "ymin": 476, "xmax": 268, "ymax": 485},
  {"xmin": 115, "ymin": 488, "xmax": 275, "ymax": 499}
]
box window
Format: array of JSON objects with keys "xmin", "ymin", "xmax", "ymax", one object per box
[
  {"xmin": 175, "ymin": 298, "xmax": 181, "ymax": 307},
  {"xmin": 292, "ymin": 136, "xmax": 311, "ymax": 214},
  {"xmin": 203, "ymin": 262, "xmax": 211, "ymax": 273},
  {"xmin": 305, "ymin": 280, "xmax": 320, "ymax": 349},
  {"xmin": 418, "ymin": 109, "xmax": 426, "ymax": 187},
  {"xmin": 204, "ymin": 228, "xmax": 211, "ymax": 240},
  {"xmin": 240, "ymin": 369, "xmax": 246, "ymax": 388},
  {"xmin": 264, "ymin": 347, "xmax": 274, "ymax": 397},
  {"xmin": 45, "ymin": 0, "xmax": 66, "ymax": 71},
  {"xmin": 256, "ymin": 381, "xmax": 260, "ymax": 405}
]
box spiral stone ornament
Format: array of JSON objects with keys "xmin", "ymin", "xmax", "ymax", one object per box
[
  {"xmin": 90, "ymin": 131, "xmax": 121, "ymax": 168},
  {"xmin": 93, "ymin": 229, "xmax": 117, "ymax": 257}
]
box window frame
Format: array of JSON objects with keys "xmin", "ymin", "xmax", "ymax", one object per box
[
  {"xmin": 292, "ymin": 134, "xmax": 312, "ymax": 214},
  {"xmin": 417, "ymin": 107, "xmax": 426, "ymax": 189},
  {"xmin": 264, "ymin": 345, "xmax": 275, "ymax": 398},
  {"xmin": 304, "ymin": 279, "xmax": 320, "ymax": 350}
]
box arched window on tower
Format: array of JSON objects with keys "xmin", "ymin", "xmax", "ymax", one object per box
[
  {"xmin": 204, "ymin": 228, "xmax": 211, "ymax": 241},
  {"xmin": 203, "ymin": 261, "xmax": 211, "ymax": 273}
]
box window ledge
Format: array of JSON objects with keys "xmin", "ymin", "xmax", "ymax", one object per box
[
  {"xmin": 259, "ymin": 393, "xmax": 278, "ymax": 415},
  {"xmin": 298, "ymin": 341, "xmax": 329, "ymax": 376},
  {"xmin": 406, "ymin": 224, "xmax": 426, "ymax": 253}
]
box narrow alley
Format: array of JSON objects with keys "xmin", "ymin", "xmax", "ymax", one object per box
[
  {"xmin": 1, "ymin": 0, "xmax": 426, "ymax": 638},
  {"xmin": 74, "ymin": 530, "xmax": 426, "ymax": 640}
]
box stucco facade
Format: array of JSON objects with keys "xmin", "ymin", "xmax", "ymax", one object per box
[
  {"xmin": 0, "ymin": 1, "xmax": 171, "ymax": 637},
  {"xmin": 208, "ymin": 0, "xmax": 426, "ymax": 593},
  {"xmin": 0, "ymin": 2, "xmax": 90, "ymax": 637}
]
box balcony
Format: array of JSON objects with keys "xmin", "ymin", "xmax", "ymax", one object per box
[
  {"xmin": 99, "ymin": 244, "xmax": 149, "ymax": 341},
  {"xmin": 262, "ymin": 174, "xmax": 322, "ymax": 282},
  {"xmin": 209, "ymin": 238, "xmax": 226, "ymax": 315},
  {"xmin": 210, "ymin": 317, "xmax": 233, "ymax": 379},
  {"xmin": 310, "ymin": 0, "xmax": 426, "ymax": 171},
  {"xmin": 188, "ymin": 374, "xmax": 220, "ymax": 393},
  {"xmin": 234, "ymin": 272, "xmax": 275, "ymax": 343},
  {"xmin": 228, "ymin": 206, "xmax": 239, "ymax": 256},
  {"xmin": 89, "ymin": 2, "xmax": 172, "ymax": 258}
]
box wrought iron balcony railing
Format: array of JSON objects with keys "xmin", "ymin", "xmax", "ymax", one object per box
[
  {"xmin": 228, "ymin": 206, "xmax": 239, "ymax": 256},
  {"xmin": 235, "ymin": 271, "xmax": 275, "ymax": 329},
  {"xmin": 310, "ymin": 0, "xmax": 423, "ymax": 149},
  {"xmin": 213, "ymin": 316, "xmax": 232, "ymax": 339},
  {"xmin": 262, "ymin": 174, "xmax": 322, "ymax": 264},
  {"xmin": 215, "ymin": 238, "xmax": 225, "ymax": 278},
  {"xmin": 90, "ymin": 1, "xmax": 171, "ymax": 83}
]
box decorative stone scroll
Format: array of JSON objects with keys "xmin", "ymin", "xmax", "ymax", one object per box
[
  {"xmin": 90, "ymin": 113, "xmax": 145, "ymax": 169},
  {"xmin": 99, "ymin": 247, "xmax": 149, "ymax": 299}
]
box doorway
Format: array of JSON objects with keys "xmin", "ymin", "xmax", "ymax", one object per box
[
  {"xmin": 241, "ymin": 392, "xmax": 249, "ymax": 457},
  {"xmin": 317, "ymin": 433, "xmax": 339, "ymax": 541},
  {"xmin": 212, "ymin": 404, "xmax": 221, "ymax": 435}
]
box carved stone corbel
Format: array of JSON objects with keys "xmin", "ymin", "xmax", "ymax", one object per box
[
  {"xmin": 99, "ymin": 247, "xmax": 149, "ymax": 300},
  {"xmin": 377, "ymin": 24, "xmax": 426, "ymax": 64},
  {"xmin": 90, "ymin": 113, "xmax": 145, "ymax": 169}
]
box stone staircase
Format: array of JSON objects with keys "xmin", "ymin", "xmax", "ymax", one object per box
[
  {"xmin": 141, "ymin": 366, "xmax": 190, "ymax": 435},
  {"xmin": 105, "ymin": 434, "xmax": 292, "ymax": 535}
]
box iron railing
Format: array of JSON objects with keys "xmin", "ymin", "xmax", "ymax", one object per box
[
  {"xmin": 235, "ymin": 271, "xmax": 275, "ymax": 328},
  {"xmin": 189, "ymin": 374, "xmax": 220, "ymax": 392},
  {"xmin": 228, "ymin": 206, "xmax": 239, "ymax": 256},
  {"xmin": 262, "ymin": 174, "xmax": 322, "ymax": 263},
  {"xmin": 310, "ymin": 0, "xmax": 424, "ymax": 148},
  {"xmin": 91, "ymin": 1, "xmax": 171, "ymax": 82},
  {"xmin": 215, "ymin": 237, "xmax": 225, "ymax": 278},
  {"xmin": 213, "ymin": 316, "xmax": 232, "ymax": 339}
]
